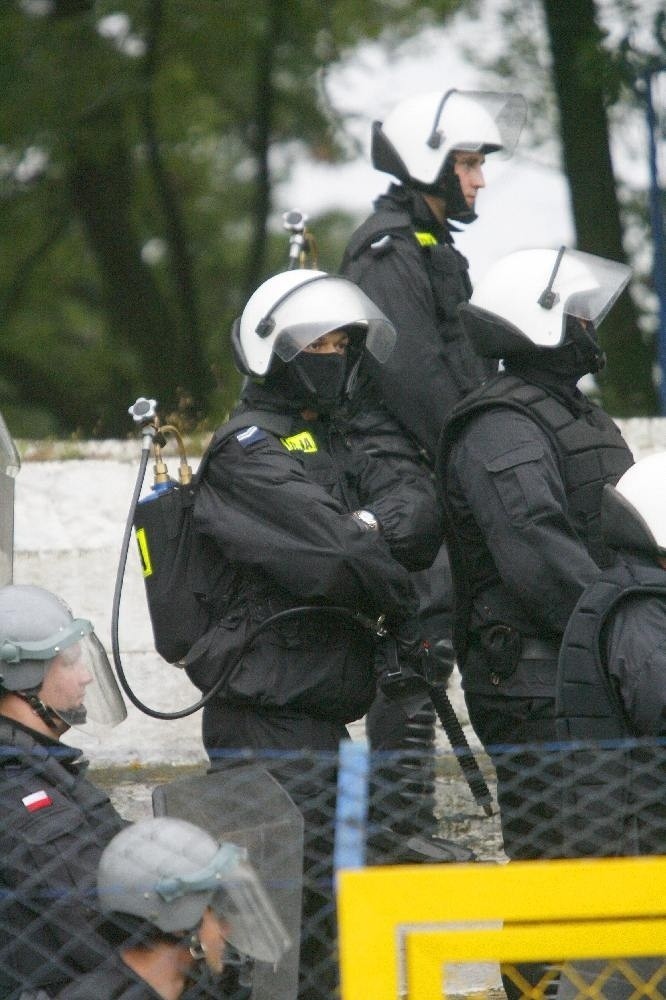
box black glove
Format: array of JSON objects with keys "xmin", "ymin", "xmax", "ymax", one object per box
[
  {"xmin": 375, "ymin": 633, "xmax": 431, "ymax": 700},
  {"xmin": 422, "ymin": 635, "xmax": 456, "ymax": 687}
]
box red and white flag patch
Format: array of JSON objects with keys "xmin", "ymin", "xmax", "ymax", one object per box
[{"xmin": 22, "ymin": 790, "xmax": 53, "ymax": 812}]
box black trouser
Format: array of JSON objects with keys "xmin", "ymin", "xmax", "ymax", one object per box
[
  {"xmin": 366, "ymin": 688, "xmax": 438, "ymax": 837},
  {"xmin": 465, "ymin": 686, "xmax": 562, "ymax": 1000},
  {"xmin": 366, "ymin": 543, "xmax": 453, "ymax": 835},
  {"xmin": 202, "ymin": 701, "xmax": 347, "ymax": 1000}
]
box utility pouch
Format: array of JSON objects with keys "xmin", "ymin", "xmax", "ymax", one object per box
[{"xmin": 478, "ymin": 624, "xmax": 522, "ymax": 685}]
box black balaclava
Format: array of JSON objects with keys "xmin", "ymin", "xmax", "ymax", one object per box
[
  {"xmin": 285, "ymin": 352, "xmax": 348, "ymax": 414},
  {"xmin": 241, "ymin": 330, "xmax": 364, "ymax": 416},
  {"xmin": 538, "ymin": 316, "xmax": 606, "ymax": 379},
  {"xmin": 505, "ymin": 316, "xmax": 605, "ymax": 406}
]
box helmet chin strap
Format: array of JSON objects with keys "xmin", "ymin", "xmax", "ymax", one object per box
[
  {"xmin": 17, "ymin": 690, "xmax": 68, "ymax": 735},
  {"xmin": 189, "ymin": 932, "xmax": 207, "ymax": 962},
  {"xmin": 435, "ymin": 158, "xmax": 477, "ymax": 224}
]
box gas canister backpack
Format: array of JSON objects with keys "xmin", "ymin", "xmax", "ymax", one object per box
[{"xmin": 134, "ymin": 410, "xmax": 291, "ymax": 663}]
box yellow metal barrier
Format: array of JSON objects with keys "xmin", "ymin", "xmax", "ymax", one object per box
[{"xmin": 337, "ymin": 856, "xmax": 666, "ymax": 999}]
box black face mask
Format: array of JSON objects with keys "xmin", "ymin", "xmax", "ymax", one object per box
[
  {"xmin": 516, "ymin": 322, "xmax": 605, "ymax": 382},
  {"xmin": 288, "ymin": 353, "xmax": 348, "ymax": 412},
  {"xmin": 553, "ymin": 317, "xmax": 606, "ymax": 377}
]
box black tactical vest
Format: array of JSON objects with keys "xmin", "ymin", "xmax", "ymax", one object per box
[
  {"xmin": 557, "ymin": 559, "xmax": 666, "ymax": 740},
  {"xmin": 554, "ymin": 559, "xmax": 666, "ymax": 857},
  {"xmin": 438, "ymin": 373, "xmax": 634, "ymax": 655}
]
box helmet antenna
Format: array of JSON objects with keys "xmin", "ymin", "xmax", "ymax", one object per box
[
  {"xmin": 426, "ymin": 88, "xmax": 456, "ymax": 150},
  {"xmin": 538, "ymin": 245, "xmax": 566, "ymax": 309}
]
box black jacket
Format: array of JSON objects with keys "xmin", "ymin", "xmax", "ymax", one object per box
[
  {"xmin": 341, "ymin": 184, "xmax": 494, "ymax": 460},
  {"xmin": 558, "ymin": 555, "xmax": 666, "ymax": 742},
  {"xmin": 185, "ymin": 404, "xmax": 440, "ymax": 723},
  {"xmin": 555, "ymin": 556, "xmax": 666, "ymax": 858},
  {"xmin": 437, "ymin": 369, "xmax": 633, "ymax": 694},
  {"xmin": 0, "ymin": 717, "xmax": 126, "ymax": 998}
]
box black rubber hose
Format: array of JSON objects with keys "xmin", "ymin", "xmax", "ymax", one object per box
[{"xmin": 427, "ymin": 681, "xmax": 494, "ymax": 816}]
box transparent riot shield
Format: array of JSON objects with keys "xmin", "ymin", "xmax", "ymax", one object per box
[
  {"xmin": 153, "ymin": 765, "xmax": 303, "ymax": 1000},
  {"xmin": 0, "ymin": 412, "xmax": 20, "ymax": 587}
]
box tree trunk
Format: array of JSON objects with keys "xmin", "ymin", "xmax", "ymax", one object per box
[
  {"xmin": 541, "ymin": 0, "xmax": 657, "ymax": 415},
  {"xmin": 67, "ymin": 135, "xmax": 181, "ymax": 435},
  {"xmin": 242, "ymin": 0, "xmax": 286, "ymax": 300},
  {"xmin": 140, "ymin": 0, "xmax": 212, "ymax": 424}
]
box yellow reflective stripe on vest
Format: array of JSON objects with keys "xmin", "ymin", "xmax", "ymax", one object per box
[
  {"xmin": 414, "ymin": 231, "xmax": 438, "ymax": 247},
  {"xmin": 280, "ymin": 431, "xmax": 318, "ymax": 453}
]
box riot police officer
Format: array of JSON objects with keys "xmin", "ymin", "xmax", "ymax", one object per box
[
  {"xmin": 555, "ymin": 453, "xmax": 666, "ymax": 998},
  {"xmin": 341, "ymin": 88, "xmax": 527, "ymax": 454},
  {"xmin": 0, "ymin": 584, "xmax": 127, "ymax": 999},
  {"xmin": 339, "ymin": 88, "xmax": 527, "ymax": 842},
  {"xmin": 184, "ymin": 268, "xmax": 442, "ymax": 1000},
  {"xmin": 558, "ymin": 451, "xmax": 666, "ymax": 856},
  {"xmin": 437, "ymin": 246, "xmax": 634, "ymax": 1000},
  {"xmin": 57, "ymin": 816, "xmax": 290, "ymax": 1000}
]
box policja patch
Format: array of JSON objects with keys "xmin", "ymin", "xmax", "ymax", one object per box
[{"xmin": 279, "ymin": 431, "xmax": 318, "ymax": 453}]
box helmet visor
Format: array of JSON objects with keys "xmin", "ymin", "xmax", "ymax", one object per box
[
  {"xmin": 448, "ymin": 90, "xmax": 527, "ymax": 159},
  {"xmin": 213, "ymin": 854, "xmax": 292, "ymax": 964},
  {"xmin": 41, "ymin": 625, "xmax": 127, "ymax": 730},
  {"xmin": 556, "ymin": 249, "xmax": 632, "ymax": 328},
  {"xmin": 156, "ymin": 842, "xmax": 291, "ymax": 964},
  {"xmin": 268, "ymin": 276, "xmax": 397, "ymax": 365}
]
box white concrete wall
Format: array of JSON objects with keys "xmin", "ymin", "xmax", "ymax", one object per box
[{"xmin": 12, "ymin": 419, "xmax": 666, "ymax": 765}]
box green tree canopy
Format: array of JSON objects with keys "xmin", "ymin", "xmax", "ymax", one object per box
[{"xmin": 0, "ymin": 0, "xmax": 463, "ymax": 437}]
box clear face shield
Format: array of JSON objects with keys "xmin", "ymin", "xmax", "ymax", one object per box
[
  {"xmin": 156, "ymin": 842, "xmax": 291, "ymax": 965},
  {"xmin": 36, "ymin": 619, "xmax": 127, "ymax": 730},
  {"xmin": 433, "ymin": 90, "xmax": 527, "ymax": 160},
  {"xmin": 266, "ymin": 276, "xmax": 397, "ymax": 366},
  {"xmin": 537, "ymin": 247, "xmax": 633, "ymax": 340}
]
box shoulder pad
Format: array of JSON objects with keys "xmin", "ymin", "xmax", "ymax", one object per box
[
  {"xmin": 234, "ymin": 425, "xmax": 269, "ymax": 450},
  {"xmin": 369, "ymin": 234, "xmax": 395, "ymax": 257},
  {"xmin": 344, "ymin": 208, "xmax": 413, "ymax": 262}
]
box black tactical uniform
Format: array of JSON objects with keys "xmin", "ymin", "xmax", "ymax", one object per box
[
  {"xmin": 557, "ymin": 556, "xmax": 666, "ymax": 859},
  {"xmin": 186, "ymin": 379, "xmax": 440, "ymax": 1000},
  {"xmin": 341, "ymin": 184, "xmax": 493, "ymax": 458},
  {"xmin": 341, "ymin": 183, "xmax": 492, "ymax": 834},
  {"xmin": 185, "ymin": 391, "xmax": 439, "ymax": 738},
  {"xmin": 438, "ymin": 363, "xmax": 634, "ymax": 860},
  {"xmin": 554, "ymin": 556, "xmax": 666, "ymax": 999},
  {"xmin": 0, "ymin": 716, "xmax": 126, "ymax": 999}
]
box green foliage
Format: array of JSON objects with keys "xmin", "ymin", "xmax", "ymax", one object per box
[
  {"xmin": 454, "ymin": 0, "xmax": 663, "ymax": 414},
  {"xmin": 0, "ymin": 0, "xmax": 466, "ymax": 437}
]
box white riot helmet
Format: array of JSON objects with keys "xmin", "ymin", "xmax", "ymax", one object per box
[
  {"xmin": 601, "ymin": 453, "xmax": 666, "ymax": 558},
  {"xmin": 371, "ymin": 89, "xmax": 526, "ymax": 218},
  {"xmin": 231, "ymin": 269, "xmax": 396, "ymax": 408},
  {"xmin": 97, "ymin": 817, "xmax": 290, "ymax": 965},
  {"xmin": 459, "ymin": 247, "xmax": 632, "ymax": 363},
  {"xmin": 0, "ymin": 584, "xmax": 126, "ymax": 730}
]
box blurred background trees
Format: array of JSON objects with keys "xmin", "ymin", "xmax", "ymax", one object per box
[{"xmin": 1, "ymin": 0, "xmax": 663, "ymax": 437}]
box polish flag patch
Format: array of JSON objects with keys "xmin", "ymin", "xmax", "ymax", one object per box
[{"xmin": 22, "ymin": 790, "xmax": 53, "ymax": 812}]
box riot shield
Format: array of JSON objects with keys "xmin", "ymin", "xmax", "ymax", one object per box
[
  {"xmin": 0, "ymin": 412, "xmax": 20, "ymax": 587},
  {"xmin": 153, "ymin": 765, "xmax": 303, "ymax": 1000}
]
